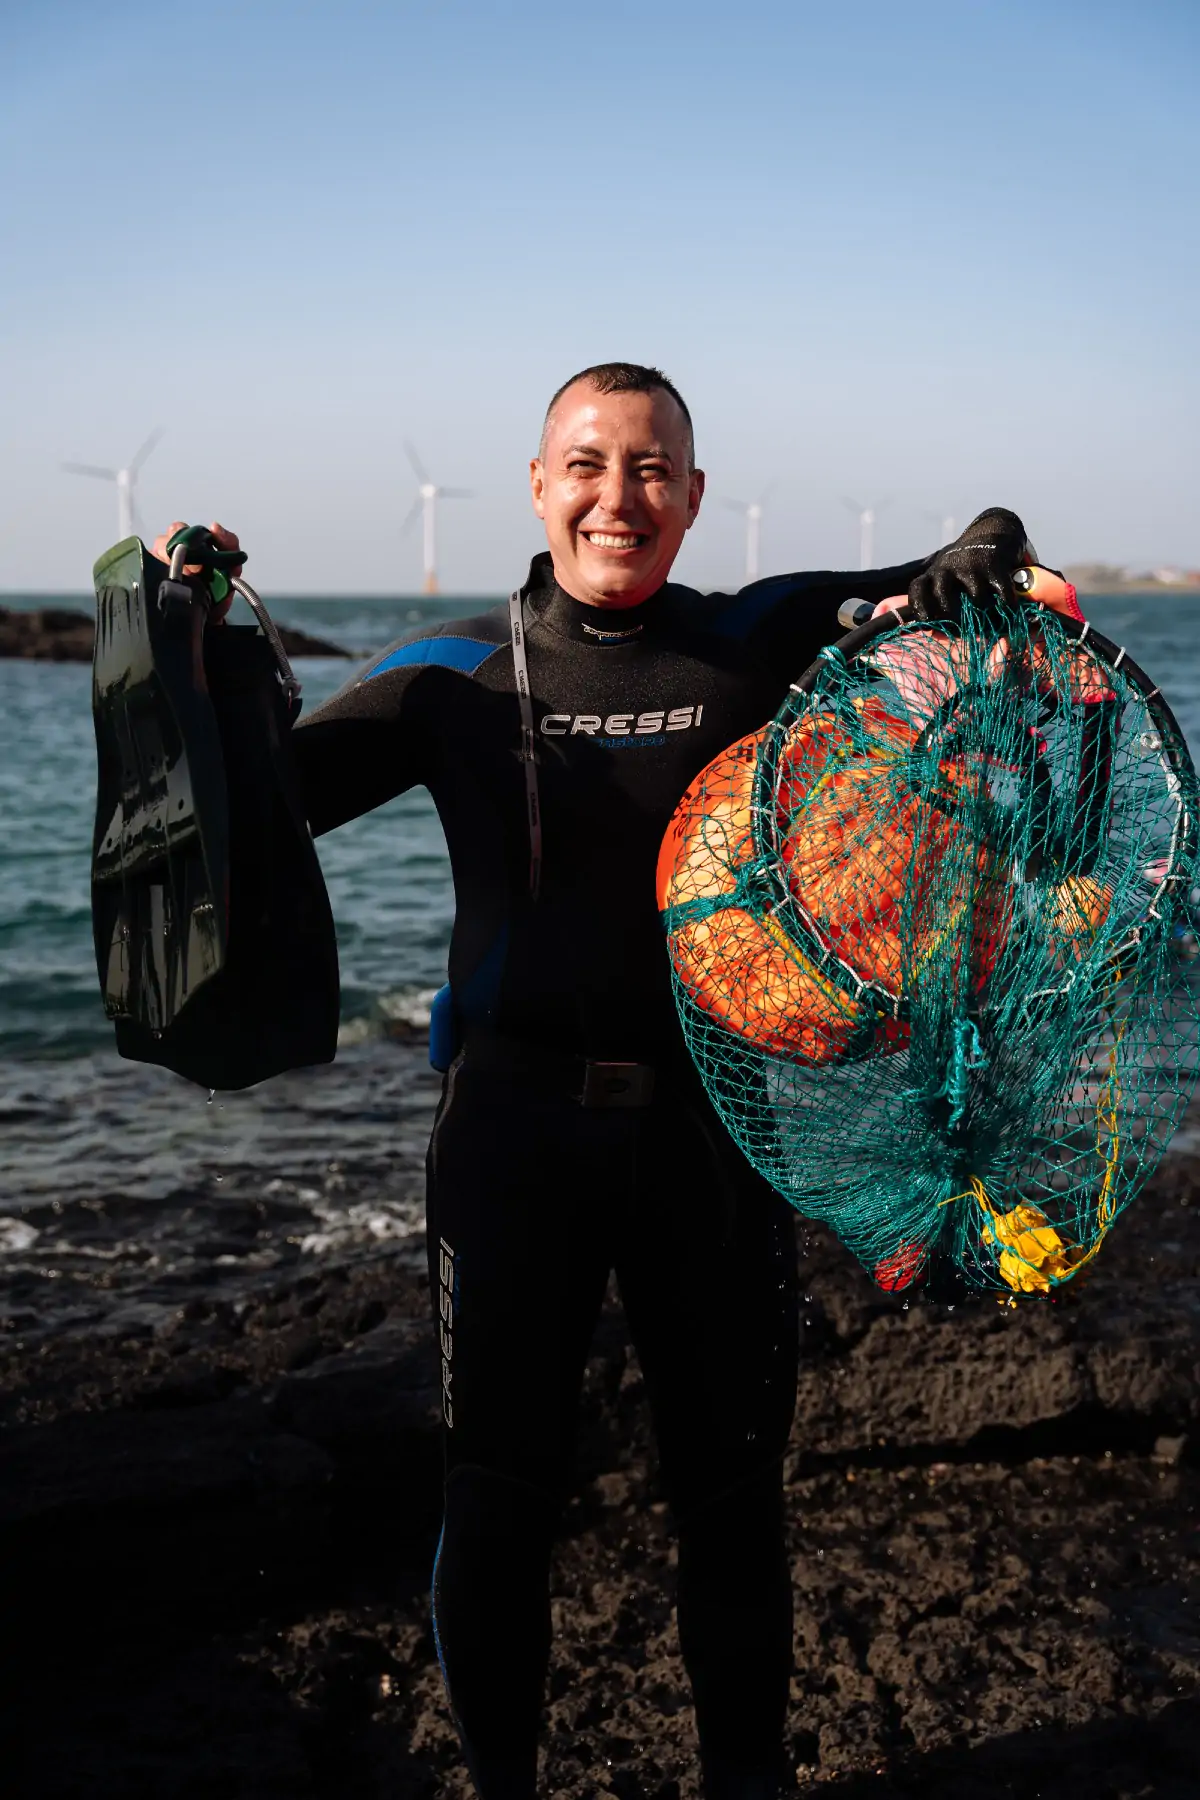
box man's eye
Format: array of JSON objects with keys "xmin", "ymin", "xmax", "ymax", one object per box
[
  {"xmin": 639, "ymin": 465, "xmax": 670, "ymax": 481},
  {"xmin": 568, "ymin": 460, "xmax": 601, "ymax": 474}
]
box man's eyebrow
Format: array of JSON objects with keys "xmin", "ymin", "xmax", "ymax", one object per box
[
  {"xmin": 557, "ymin": 441, "xmax": 672, "ymax": 457},
  {"xmin": 560, "ymin": 442, "xmax": 677, "ymax": 465}
]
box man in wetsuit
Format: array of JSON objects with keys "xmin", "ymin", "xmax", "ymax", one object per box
[{"xmin": 160, "ymin": 365, "xmax": 1035, "ymax": 1798}]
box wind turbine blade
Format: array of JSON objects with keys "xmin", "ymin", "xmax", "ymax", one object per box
[
  {"xmin": 128, "ymin": 426, "xmax": 165, "ymax": 475},
  {"xmin": 62, "ymin": 461, "xmax": 117, "ymax": 481},
  {"xmin": 404, "ymin": 439, "xmax": 431, "ymax": 485},
  {"xmin": 439, "ymin": 488, "xmax": 474, "ymax": 499},
  {"xmin": 720, "ymin": 498, "xmax": 749, "ymax": 513},
  {"xmin": 400, "ymin": 497, "xmax": 423, "ymax": 538},
  {"xmin": 841, "ymin": 496, "xmax": 864, "ymax": 515}
]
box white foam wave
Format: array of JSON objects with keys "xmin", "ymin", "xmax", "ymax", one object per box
[{"xmin": 336, "ymin": 985, "xmax": 439, "ymax": 1048}]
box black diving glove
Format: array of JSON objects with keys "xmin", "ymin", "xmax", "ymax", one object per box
[{"xmin": 907, "ymin": 508, "xmax": 1036, "ymax": 623}]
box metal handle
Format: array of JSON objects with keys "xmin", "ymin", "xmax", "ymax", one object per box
[
  {"xmin": 229, "ymin": 576, "xmax": 302, "ymax": 712},
  {"xmin": 161, "ymin": 528, "xmax": 299, "ymax": 712}
]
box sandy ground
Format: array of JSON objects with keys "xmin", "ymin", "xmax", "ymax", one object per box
[{"xmin": 0, "ymin": 1061, "xmax": 1198, "ymax": 1798}]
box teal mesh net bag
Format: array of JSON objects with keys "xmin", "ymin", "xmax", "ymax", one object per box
[{"xmin": 659, "ymin": 600, "xmax": 1200, "ymax": 1298}]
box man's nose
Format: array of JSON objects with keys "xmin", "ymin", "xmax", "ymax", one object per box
[{"xmin": 597, "ymin": 462, "xmax": 636, "ymax": 518}]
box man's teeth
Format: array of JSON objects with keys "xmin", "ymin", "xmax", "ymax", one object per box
[{"xmin": 585, "ymin": 532, "xmax": 644, "ymax": 548}]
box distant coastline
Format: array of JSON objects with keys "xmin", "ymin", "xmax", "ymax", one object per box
[{"xmin": 1065, "ymin": 565, "xmax": 1200, "ymax": 596}]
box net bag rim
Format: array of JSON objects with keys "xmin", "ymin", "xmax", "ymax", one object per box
[{"xmin": 747, "ymin": 605, "xmax": 1198, "ymax": 1029}]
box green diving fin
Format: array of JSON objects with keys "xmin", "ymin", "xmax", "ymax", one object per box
[{"xmin": 90, "ymin": 532, "xmax": 340, "ymax": 1089}]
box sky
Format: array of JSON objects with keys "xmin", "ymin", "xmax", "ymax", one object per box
[{"xmin": 1, "ymin": 0, "xmax": 1197, "ymax": 594}]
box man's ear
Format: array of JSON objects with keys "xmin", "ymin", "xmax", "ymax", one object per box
[
  {"xmin": 529, "ymin": 458, "xmax": 546, "ymax": 519},
  {"xmin": 686, "ymin": 468, "xmax": 706, "ymax": 528}
]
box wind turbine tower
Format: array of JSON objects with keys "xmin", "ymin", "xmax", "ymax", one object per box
[
  {"xmin": 722, "ymin": 497, "xmax": 765, "ymax": 584},
  {"xmin": 403, "ymin": 441, "xmax": 473, "ymax": 595},
  {"xmin": 62, "ymin": 429, "xmax": 164, "ymax": 542},
  {"xmin": 924, "ymin": 509, "xmax": 956, "ymax": 546},
  {"xmin": 842, "ymin": 496, "xmax": 888, "ymax": 571}
]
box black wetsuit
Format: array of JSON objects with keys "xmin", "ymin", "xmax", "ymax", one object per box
[{"xmin": 293, "ymin": 548, "xmax": 929, "ymax": 1799}]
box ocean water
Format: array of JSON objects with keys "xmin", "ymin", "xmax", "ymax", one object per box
[
  {"xmin": 2, "ymin": 588, "xmax": 1199, "ymax": 1215},
  {"xmin": 0, "ymin": 593, "xmax": 481, "ymax": 1063},
  {"xmin": 0, "ymin": 591, "xmax": 477, "ymax": 1224}
]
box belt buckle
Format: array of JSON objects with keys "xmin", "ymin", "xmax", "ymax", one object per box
[{"xmin": 580, "ymin": 1061, "xmax": 655, "ymax": 1109}]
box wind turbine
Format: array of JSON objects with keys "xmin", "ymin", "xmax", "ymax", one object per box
[
  {"xmin": 62, "ymin": 428, "xmax": 164, "ymax": 542},
  {"xmin": 403, "ymin": 441, "xmax": 473, "ymax": 595},
  {"xmin": 842, "ymin": 495, "xmax": 889, "ymax": 571},
  {"xmin": 924, "ymin": 509, "xmax": 956, "ymax": 546},
  {"xmin": 721, "ymin": 495, "xmax": 768, "ymax": 584}
]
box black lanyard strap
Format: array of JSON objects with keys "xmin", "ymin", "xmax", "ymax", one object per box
[{"xmin": 508, "ymin": 589, "xmax": 542, "ymax": 900}]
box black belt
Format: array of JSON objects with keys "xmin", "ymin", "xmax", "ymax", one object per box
[{"xmin": 461, "ymin": 1027, "xmax": 658, "ymax": 1109}]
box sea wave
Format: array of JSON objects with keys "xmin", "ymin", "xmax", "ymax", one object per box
[{"xmin": 336, "ymin": 985, "xmax": 439, "ymax": 1046}]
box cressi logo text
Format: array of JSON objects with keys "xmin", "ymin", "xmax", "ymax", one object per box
[
  {"xmin": 539, "ymin": 705, "xmax": 705, "ymax": 738},
  {"xmin": 438, "ymin": 1237, "xmax": 455, "ymax": 1428}
]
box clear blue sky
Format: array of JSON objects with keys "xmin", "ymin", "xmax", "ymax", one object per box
[{"xmin": 2, "ymin": 0, "xmax": 1196, "ymax": 593}]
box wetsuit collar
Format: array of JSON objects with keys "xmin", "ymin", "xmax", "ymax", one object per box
[{"xmin": 523, "ymin": 551, "xmax": 663, "ymax": 646}]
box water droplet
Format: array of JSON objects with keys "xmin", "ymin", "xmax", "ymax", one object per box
[{"xmin": 207, "ymin": 1089, "xmax": 216, "ymax": 1105}]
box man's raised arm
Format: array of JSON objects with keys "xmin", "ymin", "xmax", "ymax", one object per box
[{"xmin": 730, "ymin": 506, "xmax": 1036, "ymax": 674}]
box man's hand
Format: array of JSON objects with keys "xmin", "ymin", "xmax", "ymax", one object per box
[
  {"xmin": 875, "ymin": 564, "xmax": 1083, "ymax": 625},
  {"xmin": 150, "ymin": 520, "xmax": 244, "ymax": 620},
  {"xmin": 907, "ymin": 508, "xmax": 1033, "ymax": 623}
]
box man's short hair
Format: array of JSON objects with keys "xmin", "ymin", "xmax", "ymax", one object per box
[{"xmin": 539, "ymin": 362, "xmax": 695, "ymax": 468}]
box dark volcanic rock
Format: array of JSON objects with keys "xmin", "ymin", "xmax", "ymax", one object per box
[
  {"xmin": 272, "ymin": 1316, "xmax": 441, "ymax": 1450},
  {"xmin": 1, "ymin": 1155, "xmax": 1198, "ymax": 1796},
  {"xmin": 276, "ymin": 622, "xmax": 356, "ymax": 659},
  {"xmin": 0, "ymin": 605, "xmax": 94, "ymax": 660},
  {"xmin": 0, "ymin": 605, "xmax": 352, "ymax": 660}
]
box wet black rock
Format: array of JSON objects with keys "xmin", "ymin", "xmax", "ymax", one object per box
[
  {"xmin": 0, "ymin": 1144, "xmax": 1198, "ymax": 1796},
  {"xmin": 0, "ymin": 606, "xmax": 94, "ymax": 660},
  {"xmin": 0, "ymin": 604, "xmax": 352, "ymax": 660}
]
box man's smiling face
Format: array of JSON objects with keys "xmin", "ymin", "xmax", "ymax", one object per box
[{"xmin": 530, "ymin": 381, "xmax": 705, "ymax": 609}]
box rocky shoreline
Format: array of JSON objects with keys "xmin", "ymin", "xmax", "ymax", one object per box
[
  {"xmin": 1, "ymin": 1078, "xmax": 1198, "ymax": 1797},
  {"xmin": 0, "ymin": 604, "xmax": 352, "ymax": 661}
]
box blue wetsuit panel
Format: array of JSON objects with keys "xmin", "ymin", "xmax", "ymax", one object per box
[{"xmin": 365, "ymin": 637, "xmax": 501, "ymax": 680}]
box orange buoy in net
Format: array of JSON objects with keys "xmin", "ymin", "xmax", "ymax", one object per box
[
  {"xmin": 657, "ymin": 698, "xmax": 1010, "ymax": 1066},
  {"xmin": 656, "ymin": 723, "xmax": 901, "ymax": 1064}
]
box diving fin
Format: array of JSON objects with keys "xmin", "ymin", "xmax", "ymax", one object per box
[{"xmin": 91, "ymin": 535, "xmax": 340, "ymax": 1089}]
